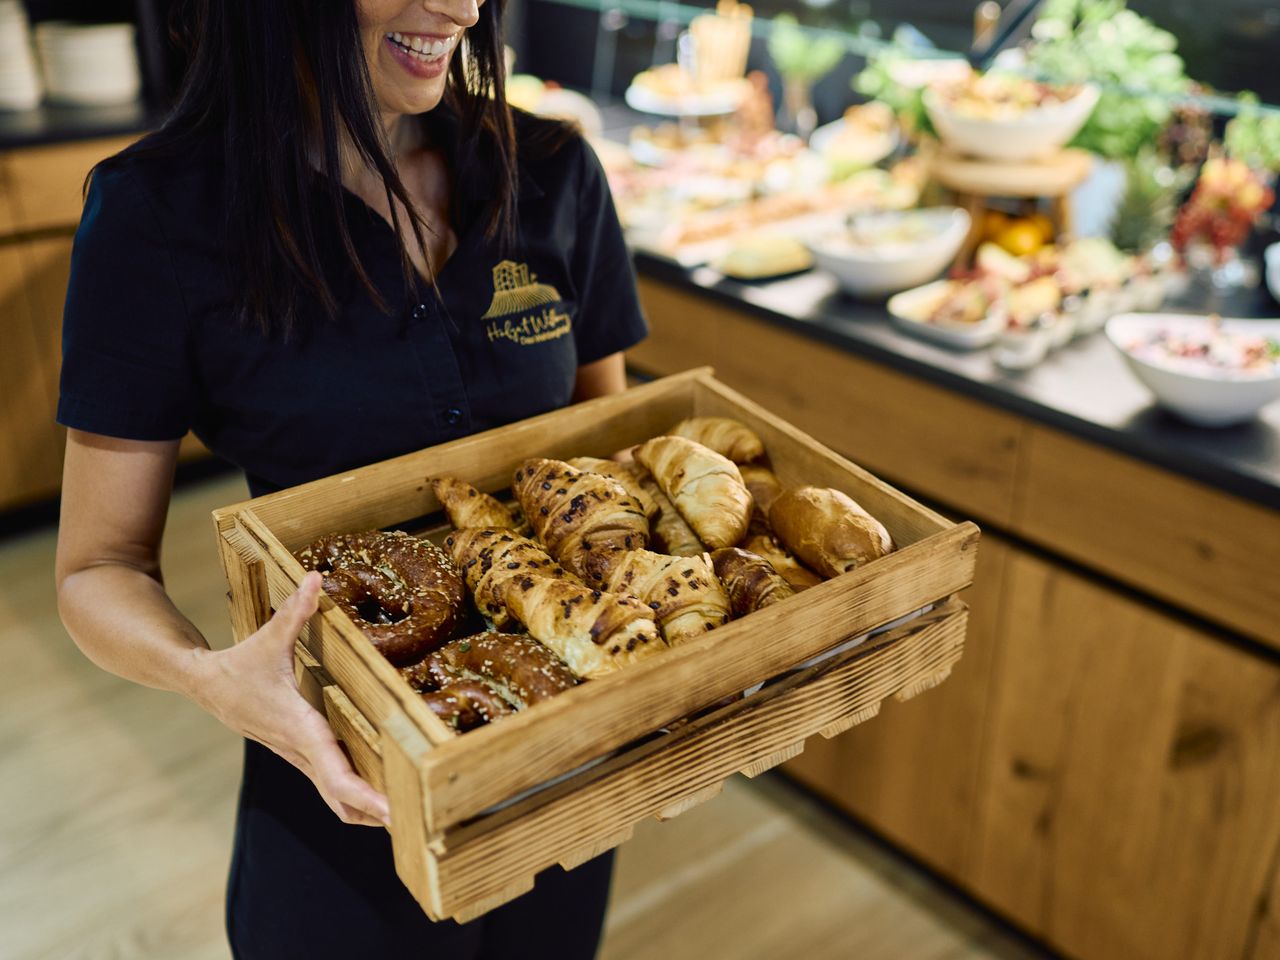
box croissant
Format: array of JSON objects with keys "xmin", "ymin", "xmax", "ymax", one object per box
[
  {"xmin": 566, "ymin": 457, "xmax": 659, "ymax": 520},
  {"xmin": 635, "ymin": 436, "xmax": 752, "ymax": 550},
  {"xmin": 503, "ymin": 574, "xmax": 665, "ymax": 679},
  {"xmin": 431, "ymin": 476, "xmax": 523, "ymax": 532},
  {"xmin": 444, "ymin": 528, "xmax": 580, "ymax": 627},
  {"xmin": 512, "ymin": 458, "xmax": 650, "ymax": 583},
  {"xmin": 710, "ymin": 547, "xmax": 796, "ymax": 616},
  {"xmin": 742, "ymin": 533, "xmax": 823, "ymax": 591},
  {"xmin": 631, "ymin": 463, "xmax": 703, "ymax": 557},
  {"xmin": 769, "ymin": 486, "xmax": 895, "ymax": 579},
  {"xmin": 604, "ymin": 550, "xmax": 731, "ymax": 645},
  {"xmin": 740, "ymin": 464, "xmax": 783, "ymax": 536},
  {"xmin": 669, "ymin": 416, "xmax": 765, "ymax": 463}
]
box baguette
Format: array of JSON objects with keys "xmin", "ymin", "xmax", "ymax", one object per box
[{"xmin": 635, "ymin": 436, "xmax": 752, "ymax": 550}]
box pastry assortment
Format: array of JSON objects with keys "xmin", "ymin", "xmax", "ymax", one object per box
[{"xmin": 295, "ymin": 415, "xmax": 897, "ymax": 734}]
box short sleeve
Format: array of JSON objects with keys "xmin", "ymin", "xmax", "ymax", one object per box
[
  {"xmin": 568, "ymin": 139, "xmax": 648, "ymax": 365},
  {"xmin": 57, "ymin": 164, "xmax": 195, "ymax": 441}
]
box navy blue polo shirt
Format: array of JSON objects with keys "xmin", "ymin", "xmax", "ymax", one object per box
[{"xmin": 57, "ymin": 112, "xmax": 648, "ymax": 498}]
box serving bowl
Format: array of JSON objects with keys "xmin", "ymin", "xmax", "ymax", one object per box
[
  {"xmin": 1105, "ymin": 313, "xmax": 1280, "ymax": 426},
  {"xmin": 923, "ymin": 83, "xmax": 1099, "ymax": 163},
  {"xmin": 807, "ymin": 207, "xmax": 970, "ymax": 298}
]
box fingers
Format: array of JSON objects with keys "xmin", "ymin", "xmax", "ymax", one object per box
[
  {"xmin": 304, "ymin": 728, "xmax": 391, "ymax": 828},
  {"xmin": 266, "ymin": 571, "xmax": 323, "ymax": 645}
]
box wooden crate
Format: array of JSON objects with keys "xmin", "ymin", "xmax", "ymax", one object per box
[{"xmin": 212, "ymin": 368, "xmax": 980, "ymax": 921}]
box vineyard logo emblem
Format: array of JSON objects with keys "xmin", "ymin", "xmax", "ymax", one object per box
[{"xmin": 482, "ymin": 259, "xmax": 571, "ymax": 346}]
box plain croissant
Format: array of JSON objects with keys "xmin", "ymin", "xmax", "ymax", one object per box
[
  {"xmin": 635, "ymin": 436, "xmax": 752, "ymax": 550},
  {"xmin": 631, "ymin": 463, "xmax": 703, "ymax": 557},
  {"xmin": 431, "ymin": 476, "xmax": 524, "ymax": 532},
  {"xmin": 710, "ymin": 547, "xmax": 796, "ymax": 616},
  {"xmin": 740, "ymin": 464, "xmax": 783, "ymax": 536},
  {"xmin": 513, "ymin": 458, "xmax": 650, "ymax": 583},
  {"xmin": 669, "ymin": 416, "xmax": 765, "ymax": 463},
  {"xmin": 604, "ymin": 550, "xmax": 731, "ymax": 645},
  {"xmin": 503, "ymin": 573, "xmax": 666, "ymax": 679},
  {"xmin": 768, "ymin": 486, "xmax": 894, "ymax": 579},
  {"xmin": 444, "ymin": 528, "xmax": 580, "ymax": 627},
  {"xmin": 566, "ymin": 457, "xmax": 660, "ymax": 520}
]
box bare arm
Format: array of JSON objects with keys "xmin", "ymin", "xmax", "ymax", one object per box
[
  {"xmin": 56, "ymin": 429, "xmax": 389, "ymax": 827},
  {"xmin": 571, "ymin": 351, "xmax": 628, "ymax": 402}
]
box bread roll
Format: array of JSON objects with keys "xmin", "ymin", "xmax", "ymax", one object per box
[
  {"xmin": 635, "ymin": 436, "xmax": 752, "ymax": 550},
  {"xmin": 669, "ymin": 416, "xmax": 765, "ymax": 463},
  {"xmin": 768, "ymin": 486, "xmax": 894, "ymax": 579}
]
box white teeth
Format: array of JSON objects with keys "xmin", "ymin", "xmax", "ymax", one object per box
[
  {"xmin": 386, "ymin": 32, "xmax": 453, "ymax": 62},
  {"xmin": 410, "ymin": 36, "xmax": 425, "ymax": 52}
]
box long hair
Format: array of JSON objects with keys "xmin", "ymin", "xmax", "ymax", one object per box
[{"xmin": 98, "ymin": 0, "xmax": 517, "ymax": 336}]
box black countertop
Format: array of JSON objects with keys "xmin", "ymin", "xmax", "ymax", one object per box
[
  {"xmin": 633, "ymin": 253, "xmax": 1280, "ymax": 511},
  {"xmin": 0, "ymin": 100, "xmax": 156, "ymax": 151}
]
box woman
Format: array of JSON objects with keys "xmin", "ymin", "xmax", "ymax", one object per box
[{"xmin": 53, "ymin": 0, "xmax": 646, "ymax": 956}]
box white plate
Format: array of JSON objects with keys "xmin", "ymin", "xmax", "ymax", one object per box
[
  {"xmin": 624, "ymin": 80, "xmax": 745, "ymax": 118},
  {"xmin": 809, "ymin": 117, "xmax": 897, "ymax": 170},
  {"xmin": 887, "ymin": 280, "xmax": 1005, "ymax": 349}
]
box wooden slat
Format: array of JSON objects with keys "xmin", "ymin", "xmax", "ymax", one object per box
[
  {"xmin": 213, "ymin": 515, "xmax": 273, "ymax": 644},
  {"xmin": 381, "ymin": 712, "xmax": 440, "ymax": 917},
  {"xmin": 970, "ymin": 548, "xmax": 1280, "ymax": 960},
  {"xmin": 631, "ymin": 278, "xmax": 1026, "ymax": 526},
  {"xmin": 784, "ymin": 533, "xmax": 1011, "ymax": 883},
  {"xmin": 1016, "ymin": 426, "xmax": 1280, "ymax": 648},
  {"xmin": 215, "ymin": 368, "xmax": 706, "ymax": 552},
  {"xmin": 7, "ymin": 135, "xmax": 139, "ymax": 232},
  {"xmin": 418, "ymin": 523, "xmax": 976, "ymax": 831},
  {"xmin": 425, "ymin": 603, "xmax": 967, "ymax": 920}
]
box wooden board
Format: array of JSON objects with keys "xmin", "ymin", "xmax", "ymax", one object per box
[
  {"xmin": 1016, "ymin": 425, "xmax": 1280, "ymax": 649},
  {"xmin": 213, "ymin": 369, "xmax": 977, "ymax": 919},
  {"xmin": 630, "ymin": 278, "xmax": 1026, "ymax": 527},
  {"xmin": 970, "ymin": 548, "xmax": 1280, "ymax": 960}
]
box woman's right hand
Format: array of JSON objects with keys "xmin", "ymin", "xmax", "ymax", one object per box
[{"xmin": 188, "ymin": 571, "xmax": 392, "ymax": 828}]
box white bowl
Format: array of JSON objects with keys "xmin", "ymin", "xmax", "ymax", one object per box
[
  {"xmin": 807, "ymin": 207, "xmax": 970, "ymax": 299},
  {"xmin": 923, "ymin": 84, "xmax": 1099, "ymax": 162},
  {"xmin": 1105, "ymin": 313, "xmax": 1280, "ymax": 426},
  {"xmin": 1265, "ymin": 242, "xmax": 1280, "ymax": 304},
  {"xmin": 886, "ymin": 279, "xmax": 1005, "ymax": 350}
]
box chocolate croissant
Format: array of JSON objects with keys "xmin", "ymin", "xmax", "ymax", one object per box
[
  {"xmin": 512, "ymin": 458, "xmax": 650, "ymax": 583},
  {"xmin": 669, "ymin": 416, "xmax": 765, "ymax": 463},
  {"xmin": 632, "ymin": 463, "xmax": 703, "ymax": 557},
  {"xmin": 710, "ymin": 547, "xmax": 797, "ymax": 617},
  {"xmin": 566, "ymin": 457, "xmax": 660, "ymax": 521},
  {"xmin": 635, "ymin": 436, "xmax": 752, "ymax": 550},
  {"xmin": 604, "ymin": 550, "xmax": 731, "ymax": 645},
  {"xmin": 742, "ymin": 533, "xmax": 823, "ymax": 591},
  {"xmin": 431, "ymin": 476, "xmax": 524, "ymax": 532},
  {"xmin": 503, "ymin": 574, "xmax": 665, "ymax": 679},
  {"xmin": 769, "ymin": 486, "xmax": 895, "ymax": 579},
  {"xmin": 444, "ymin": 528, "xmax": 580, "ymax": 627}
]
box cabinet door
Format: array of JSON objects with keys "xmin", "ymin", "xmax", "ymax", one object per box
[
  {"xmin": 972, "ymin": 549, "xmax": 1280, "ymax": 960},
  {"xmin": 0, "ymin": 243, "xmax": 65, "ymax": 509},
  {"xmin": 784, "ymin": 534, "xmax": 1011, "ymax": 881}
]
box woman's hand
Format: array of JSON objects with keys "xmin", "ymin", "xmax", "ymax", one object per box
[{"xmin": 189, "ymin": 572, "xmax": 391, "ymax": 828}]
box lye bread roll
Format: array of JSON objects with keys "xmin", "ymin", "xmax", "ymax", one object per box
[
  {"xmin": 768, "ymin": 486, "xmax": 894, "ymax": 579},
  {"xmin": 668, "ymin": 416, "xmax": 764, "ymax": 464},
  {"xmin": 635, "ymin": 436, "xmax": 752, "ymax": 550}
]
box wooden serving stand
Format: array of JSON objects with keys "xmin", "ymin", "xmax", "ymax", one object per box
[
  {"xmin": 213, "ymin": 368, "xmax": 978, "ymax": 921},
  {"xmin": 931, "ymin": 147, "xmax": 1093, "ymax": 261}
]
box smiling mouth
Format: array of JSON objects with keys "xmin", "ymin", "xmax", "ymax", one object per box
[{"xmin": 386, "ymin": 31, "xmax": 456, "ymax": 63}]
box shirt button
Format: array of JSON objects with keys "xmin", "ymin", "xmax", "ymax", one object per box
[
  {"xmin": 410, "ymin": 303, "xmax": 428, "ymax": 321},
  {"xmin": 443, "ymin": 406, "xmax": 463, "ymax": 426}
]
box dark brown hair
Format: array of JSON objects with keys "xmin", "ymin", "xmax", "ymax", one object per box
[{"xmin": 98, "ymin": 0, "xmax": 517, "ymax": 335}]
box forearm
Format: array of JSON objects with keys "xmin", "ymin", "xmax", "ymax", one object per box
[{"xmin": 57, "ymin": 562, "xmax": 209, "ymax": 700}]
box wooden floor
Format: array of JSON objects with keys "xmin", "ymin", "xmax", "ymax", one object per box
[{"xmin": 0, "ymin": 474, "xmax": 1048, "ymax": 960}]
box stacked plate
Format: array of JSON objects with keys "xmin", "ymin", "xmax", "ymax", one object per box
[
  {"xmin": 35, "ymin": 20, "xmax": 141, "ymax": 106},
  {"xmin": 0, "ymin": 1, "xmax": 42, "ymax": 111}
]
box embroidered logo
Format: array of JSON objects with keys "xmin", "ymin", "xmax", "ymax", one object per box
[{"xmin": 481, "ymin": 260, "xmax": 571, "ymax": 346}]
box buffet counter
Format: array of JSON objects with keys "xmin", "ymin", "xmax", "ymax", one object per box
[{"xmin": 626, "ymin": 256, "xmax": 1280, "ymax": 960}]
